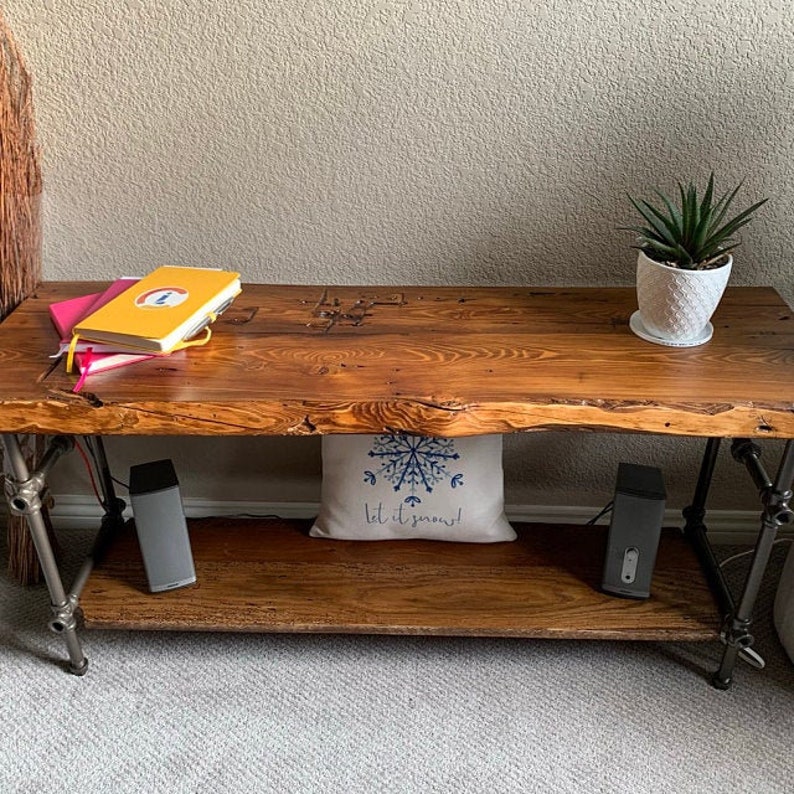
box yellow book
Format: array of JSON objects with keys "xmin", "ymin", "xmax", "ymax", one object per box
[{"xmin": 66, "ymin": 266, "xmax": 241, "ymax": 370}]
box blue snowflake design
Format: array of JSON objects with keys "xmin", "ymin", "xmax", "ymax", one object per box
[{"xmin": 363, "ymin": 434, "xmax": 463, "ymax": 506}]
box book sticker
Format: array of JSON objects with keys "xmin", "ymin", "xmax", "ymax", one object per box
[{"xmin": 135, "ymin": 287, "xmax": 189, "ymax": 308}]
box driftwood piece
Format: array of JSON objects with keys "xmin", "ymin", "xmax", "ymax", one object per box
[{"xmin": 0, "ymin": 12, "xmax": 45, "ymax": 585}]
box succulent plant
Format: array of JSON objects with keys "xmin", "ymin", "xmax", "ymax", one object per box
[{"xmin": 621, "ymin": 174, "xmax": 768, "ymax": 270}]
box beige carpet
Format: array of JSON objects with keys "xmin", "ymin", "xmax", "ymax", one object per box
[{"xmin": 1, "ymin": 529, "xmax": 792, "ymax": 793}]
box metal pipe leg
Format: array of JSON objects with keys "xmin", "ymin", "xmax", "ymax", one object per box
[
  {"xmin": 683, "ymin": 439, "xmax": 736, "ymax": 617},
  {"xmin": 85, "ymin": 436, "xmax": 123, "ymax": 515},
  {"xmin": 69, "ymin": 436, "xmax": 126, "ymax": 600},
  {"xmin": 713, "ymin": 439, "xmax": 794, "ymax": 689},
  {"xmin": 2, "ymin": 433, "xmax": 88, "ymax": 675},
  {"xmin": 685, "ymin": 437, "xmax": 722, "ymax": 523}
]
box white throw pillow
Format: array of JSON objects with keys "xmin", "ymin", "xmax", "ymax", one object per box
[{"xmin": 310, "ymin": 434, "xmax": 516, "ymax": 542}]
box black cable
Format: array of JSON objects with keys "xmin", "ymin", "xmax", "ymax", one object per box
[{"xmin": 587, "ymin": 500, "xmax": 614, "ymax": 525}]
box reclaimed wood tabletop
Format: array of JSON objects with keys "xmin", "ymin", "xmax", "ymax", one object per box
[{"xmin": 0, "ymin": 283, "xmax": 791, "ymax": 438}]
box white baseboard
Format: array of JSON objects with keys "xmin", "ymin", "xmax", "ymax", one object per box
[{"xmin": 34, "ymin": 494, "xmax": 787, "ymax": 545}]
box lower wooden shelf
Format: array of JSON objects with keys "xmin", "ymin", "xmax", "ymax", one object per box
[{"xmin": 78, "ymin": 518, "xmax": 720, "ymax": 641}]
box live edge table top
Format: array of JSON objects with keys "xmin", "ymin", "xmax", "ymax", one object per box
[{"xmin": 0, "ymin": 283, "xmax": 792, "ymax": 439}]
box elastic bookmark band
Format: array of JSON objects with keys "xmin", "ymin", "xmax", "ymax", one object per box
[
  {"xmin": 65, "ymin": 333, "xmax": 80, "ymax": 374},
  {"xmin": 169, "ymin": 324, "xmax": 213, "ymax": 352}
]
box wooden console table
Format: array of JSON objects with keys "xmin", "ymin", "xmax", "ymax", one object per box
[{"xmin": 1, "ymin": 283, "xmax": 792, "ymax": 688}]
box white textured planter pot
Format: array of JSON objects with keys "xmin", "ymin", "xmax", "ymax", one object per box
[{"xmin": 630, "ymin": 250, "xmax": 732, "ymax": 347}]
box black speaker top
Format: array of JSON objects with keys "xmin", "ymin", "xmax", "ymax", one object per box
[
  {"xmin": 615, "ymin": 462, "xmax": 666, "ymax": 500},
  {"xmin": 129, "ymin": 459, "xmax": 179, "ymax": 495}
]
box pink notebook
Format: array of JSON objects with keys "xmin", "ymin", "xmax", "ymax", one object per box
[
  {"xmin": 73, "ymin": 348, "xmax": 155, "ymax": 375},
  {"xmin": 49, "ymin": 278, "xmax": 142, "ymax": 354},
  {"xmin": 48, "ymin": 278, "xmax": 155, "ymax": 389},
  {"xmin": 48, "ymin": 291, "xmax": 103, "ymax": 340}
]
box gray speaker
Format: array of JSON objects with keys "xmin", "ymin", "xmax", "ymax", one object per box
[
  {"xmin": 129, "ymin": 459, "xmax": 196, "ymax": 593},
  {"xmin": 601, "ymin": 462, "xmax": 666, "ymax": 599}
]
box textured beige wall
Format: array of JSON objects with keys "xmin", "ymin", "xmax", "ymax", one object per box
[{"xmin": 4, "ymin": 1, "xmax": 792, "ymax": 511}]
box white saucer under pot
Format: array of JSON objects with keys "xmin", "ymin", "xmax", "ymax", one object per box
[{"xmin": 633, "ymin": 250, "xmax": 732, "ymax": 347}]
